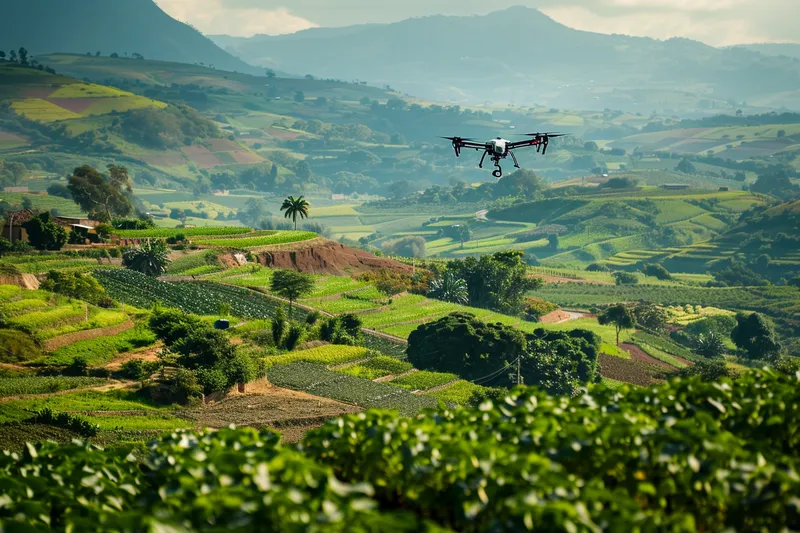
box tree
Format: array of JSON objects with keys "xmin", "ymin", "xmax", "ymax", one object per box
[
  {"xmin": 523, "ymin": 329, "xmax": 601, "ymax": 395},
  {"xmin": 9, "ymin": 50, "xmax": 17, "ymax": 62},
  {"xmin": 270, "ymin": 270, "xmax": 314, "ymax": 319},
  {"xmin": 694, "ymin": 333, "xmax": 726, "ymax": 359},
  {"xmin": 446, "ymin": 251, "xmax": 542, "ymax": 316},
  {"xmin": 492, "ymin": 169, "xmax": 546, "ymax": 200},
  {"xmin": 428, "ymin": 271, "xmax": 468, "ymax": 304},
  {"xmin": 41, "ymin": 271, "xmax": 106, "ymax": 304},
  {"xmin": 280, "ymin": 195, "xmax": 310, "ymax": 230},
  {"xmin": 46, "ymin": 183, "xmax": 72, "ymax": 199},
  {"xmin": 68, "ymin": 165, "xmax": 133, "ymax": 222},
  {"xmin": 548, "ymin": 234, "xmax": 559, "ymax": 250},
  {"xmin": 0, "ymin": 51, "xmax": 5, "ymax": 60},
  {"xmin": 4, "ymin": 162, "xmax": 26, "ymax": 186},
  {"xmin": 407, "ymin": 312, "xmax": 526, "ymax": 382},
  {"xmin": 641, "ymin": 263, "xmax": 671, "ymax": 280},
  {"xmin": 613, "ymin": 271, "xmax": 639, "ymax": 285},
  {"xmin": 382, "ymin": 236, "xmax": 425, "ymax": 258},
  {"xmin": 676, "ymin": 158, "xmax": 697, "ymax": 174},
  {"xmin": 271, "ymin": 305, "xmax": 287, "ymax": 346},
  {"xmin": 630, "ymin": 302, "xmax": 668, "ymax": 332},
  {"xmin": 584, "ymin": 141, "xmax": 599, "ymax": 151},
  {"xmin": 122, "ymin": 239, "xmax": 170, "ymax": 277},
  {"xmin": 17, "ymin": 47, "xmax": 28, "ymax": 65},
  {"xmin": 24, "ymin": 212, "xmax": 67, "ymax": 251},
  {"xmin": 598, "ymin": 304, "xmax": 635, "ymax": 345},
  {"xmin": 731, "ymin": 312, "xmax": 781, "ymax": 361},
  {"xmin": 294, "ymin": 91, "xmax": 305, "ymax": 102},
  {"xmin": 266, "ymin": 69, "xmax": 276, "ymax": 78}
]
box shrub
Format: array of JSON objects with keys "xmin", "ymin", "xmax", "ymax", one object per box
[
  {"xmin": 29, "ymin": 408, "xmax": 98, "ymax": 437},
  {"xmin": 613, "ymin": 271, "xmax": 639, "ymax": 285},
  {"xmin": 283, "ymin": 323, "xmax": 305, "ymax": 351},
  {"xmin": 641, "ymin": 263, "xmax": 672, "ymax": 280}
]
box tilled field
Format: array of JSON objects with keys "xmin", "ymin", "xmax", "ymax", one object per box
[{"xmin": 178, "ymin": 384, "xmax": 361, "ymax": 442}]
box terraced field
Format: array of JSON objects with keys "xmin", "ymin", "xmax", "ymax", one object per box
[{"xmin": 0, "ymin": 285, "xmax": 128, "ymax": 342}]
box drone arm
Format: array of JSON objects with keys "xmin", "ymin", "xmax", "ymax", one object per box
[
  {"xmin": 507, "ymin": 138, "xmax": 543, "ymax": 150},
  {"xmin": 478, "ymin": 150, "xmax": 488, "ymax": 168},
  {"xmin": 509, "ymin": 150, "xmax": 520, "ymax": 168}
]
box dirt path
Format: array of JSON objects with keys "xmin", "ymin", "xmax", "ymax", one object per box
[
  {"xmin": 539, "ymin": 310, "xmax": 590, "ymax": 324},
  {"xmin": 0, "ymin": 380, "xmax": 133, "ymax": 403},
  {"xmin": 42, "ymin": 320, "xmax": 135, "ymax": 352},
  {"xmin": 104, "ymin": 346, "xmax": 161, "ymax": 370},
  {"xmin": 619, "ymin": 343, "xmax": 677, "ymax": 370},
  {"xmin": 361, "ymin": 328, "xmax": 408, "ymax": 344}
]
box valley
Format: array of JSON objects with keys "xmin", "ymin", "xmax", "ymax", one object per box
[{"xmin": 1, "ymin": 3, "xmax": 799, "ymax": 530}]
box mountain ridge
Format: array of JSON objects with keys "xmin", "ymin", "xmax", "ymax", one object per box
[
  {"xmin": 0, "ymin": 0, "xmax": 259, "ymax": 75},
  {"xmin": 217, "ymin": 7, "xmax": 800, "ymax": 110}
]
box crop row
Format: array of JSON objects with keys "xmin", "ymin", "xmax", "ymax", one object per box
[
  {"xmin": 388, "ymin": 370, "xmax": 459, "ymax": 391},
  {"xmin": 266, "ymin": 362, "xmax": 439, "ymax": 416},
  {"xmin": 262, "ymin": 345, "xmax": 368, "ymax": 370},
  {"xmin": 0, "ymin": 376, "xmax": 107, "ymax": 398},
  {"xmin": 597, "ymin": 353, "xmax": 663, "ymax": 387},
  {"xmin": 337, "ymin": 356, "xmax": 413, "ymax": 380},
  {"xmin": 630, "ymin": 331, "xmax": 700, "ymax": 363},
  {"xmin": 114, "ymin": 226, "xmax": 253, "ymax": 238},
  {"xmin": 45, "ymin": 324, "xmax": 157, "ymax": 366},
  {"xmin": 94, "ymin": 271, "xmax": 304, "ymax": 320},
  {"xmin": 426, "ymin": 380, "xmax": 485, "ymax": 405},
  {"xmin": 193, "ymin": 231, "xmax": 317, "ymax": 248}
]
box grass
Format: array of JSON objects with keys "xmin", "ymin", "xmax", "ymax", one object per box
[
  {"xmin": 261, "ymin": 345, "xmax": 369, "ymax": 370},
  {"xmin": 388, "ymin": 370, "xmax": 459, "ymax": 391},
  {"xmin": 193, "ymin": 231, "xmax": 317, "ymax": 249},
  {"xmin": 0, "ymin": 376, "xmax": 107, "ymax": 398},
  {"xmin": 11, "ymin": 99, "xmax": 80, "ymax": 121},
  {"xmin": 0, "ymin": 388, "xmax": 165, "ymax": 425},
  {"xmin": 44, "ymin": 324, "xmax": 157, "ymax": 366},
  {"xmin": 427, "ymin": 381, "xmax": 485, "ymax": 405},
  {"xmin": 115, "ymin": 226, "xmax": 252, "ymax": 238}
]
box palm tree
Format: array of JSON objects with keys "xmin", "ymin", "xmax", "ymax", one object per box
[
  {"xmin": 122, "ymin": 239, "xmax": 170, "ymax": 277},
  {"xmin": 428, "ymin": 271, "xmax": 468, "ymax": 305},
  {"xmin": 280, "ymin": 195, "xmax": 310, "ymax": 230},
  {"xmin": 694, "ymin": 333, "xmax": 726, "ymax": 359}
]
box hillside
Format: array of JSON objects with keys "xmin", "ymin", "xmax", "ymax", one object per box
[
  {"xmin": 218, "ymin": 7, "xmax": 800, "ymax": 110},
  {"xmin": 735, "ymin": 43, "xmax": 800, "ymax": 60},
  {"xmin": 0, "ymin": 62, "xmax": 257, "ymax": 188},
  {"xmin": 0, "ymin": 0, "xmax": 259, "ymax": 75},
  {"xmin": 487, "ymin": 188, "xmax": 768, "ymax": 267}
]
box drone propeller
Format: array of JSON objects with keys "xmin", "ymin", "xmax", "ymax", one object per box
[
  {"xmin": 440, "ymin": 136, "xmax": 477, "ymax": 142},
  {"xmin": 516, "ymin": 132, "xmax": 568, "ymax": 138}
]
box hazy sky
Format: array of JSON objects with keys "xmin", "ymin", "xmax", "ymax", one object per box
[{"xmin": 154, "ymin": 0, "xmax": 799, "ymax": 46}]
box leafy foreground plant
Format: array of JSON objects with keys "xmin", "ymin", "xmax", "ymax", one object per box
[{"xmin": 1, "ymin": 370, "xmax": 799, "ymax": 532}]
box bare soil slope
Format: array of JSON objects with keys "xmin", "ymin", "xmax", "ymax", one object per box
[{"xmin": 255, "ymin": 239, "xmax": 414, "ymax": 276}]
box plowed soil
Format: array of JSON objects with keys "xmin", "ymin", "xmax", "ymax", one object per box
[
  {"xmin": 598, "ymin": 353, "xmax": 665, "ymax": 387},
  {"xmin": 619, "ymin": 343, "xmax": 678, "ymax": 370},
  {"xmin": 178, "ymin": 380, "xmax": 361, "ymax": 443},
  {"xmin": 256, "ymin": 239, "xmax": 415, "ymax": 276}
]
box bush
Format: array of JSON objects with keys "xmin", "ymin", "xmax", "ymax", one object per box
[
  {"xmin": 170, "ymin": 368, "xmax": 203, "ymax": 405},
  {"xmin": 283, "ymin": 323, "xmax": 305, "ymax": 351},
  {"xmin": 66, "ymin": 356, "xmax": 89, "ymax": 376},
  {"xmin": 29, "ymin": 408, "xmax": 98, "ymax": 437},
  {"xmin": 585, "ymin": 263, "xmax": 609, "ymax": 272},
  {"xmin": 641, "ymin": 263, "xmax": 671, "ymax": 280},
  {"xmin": 613, "ymin": 271, "xmax": 639, "ymax": 285}
]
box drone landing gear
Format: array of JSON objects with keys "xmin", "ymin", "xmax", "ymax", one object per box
[{"xmin": 492, "ymin": 156, "xmax": 503, "ymax": 178}]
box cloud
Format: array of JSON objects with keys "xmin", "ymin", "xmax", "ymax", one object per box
[
  {"xmin": 154, "ymin": 0, "xmax": 318, "ymax": 36},
  {"xmin": 540, "ymin": 0, "xmax": 798, "ymax": 45}
]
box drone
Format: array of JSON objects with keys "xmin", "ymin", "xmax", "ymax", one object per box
[{"xmin": 441, "ymin": 133, "xmax": 568, "ymax": 178}]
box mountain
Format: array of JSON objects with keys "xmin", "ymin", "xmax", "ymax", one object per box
[
  {"xmin": 0, "ymin": 0, "xmax": 259, "ymax": 75},
  {"xmin": 734, "ymin": 43, "xmax": 800, "ymax": 60},
  {"xmin": 219, "ymin": 7, "xmax": 800, "ymax": 111}
]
